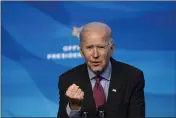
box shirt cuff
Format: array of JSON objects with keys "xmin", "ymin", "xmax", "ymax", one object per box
[{"xmin": 66, "ymin": 103, "xmax": 81, "ymax": 117}]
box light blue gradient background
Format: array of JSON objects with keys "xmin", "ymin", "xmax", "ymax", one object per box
[{"xmin": 1, "ymin": 1, "xmax": 176, "ymax": 117}]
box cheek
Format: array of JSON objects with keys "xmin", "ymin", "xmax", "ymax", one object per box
[
  {"xmin": 101, "ymin": 52, "xmax": 111, "ymax": 63},
  {"xmin": 100, "ymin": 51, "xmax": 110, "ymax": 59},
  {"xmin": 82, "ymin": 52, "xmax": 91, "ymax": 61}
]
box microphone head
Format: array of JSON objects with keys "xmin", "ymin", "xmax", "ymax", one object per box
[
  {"xmin": 98, "ymin": 104, "xmax": 105, "ymax": 111},
  {"xmin": 97, "ymin": 105, "xmax": 106, "ymax": 117},
  {"xmin": 80, "ymin": 107, "xmax": 90, "ymax": 117}
]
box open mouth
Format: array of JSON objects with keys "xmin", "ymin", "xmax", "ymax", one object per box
[{"xmin": 91, "ymin": 62, "xmax": 101, "ymax": 66}]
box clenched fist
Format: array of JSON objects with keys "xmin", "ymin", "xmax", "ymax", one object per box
[{"xmin": 65, "ymin": 84, "xmax": 84, "ymax": 110}]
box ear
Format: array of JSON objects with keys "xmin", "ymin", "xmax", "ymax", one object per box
[
  {"xmin": 79, "ymin": 45, "xmax": 84, "ymax": 57},
  {"xmin": 110, "ymin": 43, "xmax": 115, "ymax": 56}
]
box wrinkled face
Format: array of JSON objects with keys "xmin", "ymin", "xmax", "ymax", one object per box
[{"xmin": 80, "ymin": 31, "xmax": 114, "ymax": 74}]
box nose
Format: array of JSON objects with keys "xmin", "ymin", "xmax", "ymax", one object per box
[{"xmin": 92, "ymin": 47, "xmax": 99, "ymax": 58}]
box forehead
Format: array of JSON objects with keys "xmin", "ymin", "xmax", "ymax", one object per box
[{"xmin": 81, "ymin": 29, "xmax": 109, "ymax": 44}]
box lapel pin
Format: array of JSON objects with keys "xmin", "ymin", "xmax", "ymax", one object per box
[{"xmin": 112, "ymin": 89, "xmax": 116, "ymax": 92}]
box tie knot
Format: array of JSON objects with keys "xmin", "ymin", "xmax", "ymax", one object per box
[{"xmin": 95, "ymin": 75, "xmax": 102, "ymax": 83}]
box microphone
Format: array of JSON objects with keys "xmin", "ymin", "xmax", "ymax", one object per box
[
  {"xmin": 82, "ymin": 111, "xmax": 88, "ymax": 118},
  {"xmin": 97, "ymin": 105, "xmax": 106, "ymax": 118},
  {"xmin": 80, "ymin": 107, "xmax": 88, "ymax": 118}
]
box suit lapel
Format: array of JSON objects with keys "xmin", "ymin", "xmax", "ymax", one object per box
[
  {"xmin": 78, "ymin": 64, "xmax": 96, "ymax": 116},
  {"xmin": 106, "ymin": 58, "xmax": 123, "ymax": 112}
]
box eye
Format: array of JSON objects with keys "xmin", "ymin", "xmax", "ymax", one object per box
[
  {"xmin": 98, "ymin": 45, "xmax": 106, "ymax": 49},
  {"xmin": 99, "ymin": 46, "xmax": 105, "ymax": 49},
  {"xmin": 86, "ymin": 45, "xmax": 94, "ymax": 49}
]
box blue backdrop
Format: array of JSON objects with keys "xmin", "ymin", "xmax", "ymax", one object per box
[{"xmin": 1, "ymin": 1, "xmax": 176, "ymax": 117}]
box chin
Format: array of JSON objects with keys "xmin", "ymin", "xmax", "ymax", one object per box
[{"xmin": 91, "ymin": 67, "xmax": 103, "ymax": 74}]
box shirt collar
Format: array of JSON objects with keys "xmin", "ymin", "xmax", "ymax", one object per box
[{"xmin": 87, "ymin": 61, "xmax": 111, "ymax": 81}]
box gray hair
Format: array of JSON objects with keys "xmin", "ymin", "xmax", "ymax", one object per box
[{"xmin": 79, "ymin": 22, "xmax": 114, "ymax": 47}]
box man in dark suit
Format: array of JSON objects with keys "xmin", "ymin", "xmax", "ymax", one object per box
[{"xmin": 58, "ymin": 22, "xmax": 145, "ymax": 118}]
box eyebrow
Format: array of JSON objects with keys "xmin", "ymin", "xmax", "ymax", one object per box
[{"xmin": 85, "ymin": 44, "xmax": 107, "ymax": 46}]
